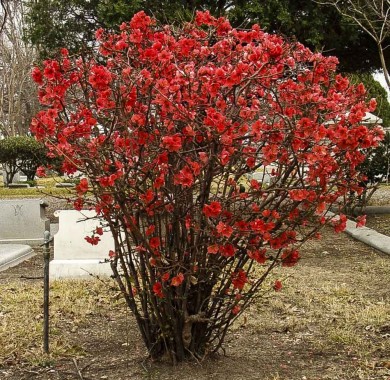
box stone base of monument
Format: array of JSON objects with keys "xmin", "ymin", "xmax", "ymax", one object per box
[
  {"xmin": 0, "ymin": 238, "xmax": 47, "ymax": 246},
  {"xmin": 0, "ymin": 244, "xmax": 35, "ymax": 272},
  {"xmin": 50, "ymin": 259, "xmax": 112, "ymax": 279}
]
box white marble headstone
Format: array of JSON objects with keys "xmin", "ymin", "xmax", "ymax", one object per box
[{"xmin": 50, "ymin": 210, "xmax": 113, "ymax": 279}]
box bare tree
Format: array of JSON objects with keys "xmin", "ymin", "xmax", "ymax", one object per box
[
  {"xmin": 0, "ymin": 0, "xmax": 7, "ymax": 35},
  {"xmin": 0, "ymin": 0, "xmax": 40, "ymax": 137},
  {"xmin": 316, "ymin": 0, "xmax": 390, "ymax": 89}
]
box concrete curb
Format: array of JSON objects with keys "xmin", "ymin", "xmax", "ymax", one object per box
[
  {"xmin": 324, "ymin": 211, "xmax": 390, "ymax": 256},
  {"xmin": 344, "ymin": 218, "xmax": 390, "ymax": 255},
  {"xmin": 360, "ymin": 206, "xmax": 390, "ymax": 215},
  {"xmin": 0, "ymin": 244, "xmax": 35, "ymax": 272}
]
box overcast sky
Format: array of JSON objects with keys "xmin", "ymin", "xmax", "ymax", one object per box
[{"xmin": 373, "ymin": 71, "xmax": 390, "ymax": 101}]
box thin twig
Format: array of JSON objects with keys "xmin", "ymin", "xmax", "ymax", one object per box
[
  {"xmin": 20, "ymin": 275, "xmax": 44, "ymax": 280},
  {"xmin": 72, "ymin": 358, "xmax": 84, "ymax": 380}
]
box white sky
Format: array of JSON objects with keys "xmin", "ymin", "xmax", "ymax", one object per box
[{"xmin": 373, "ymin": 71, "xmax": 390, "ymax": 101}]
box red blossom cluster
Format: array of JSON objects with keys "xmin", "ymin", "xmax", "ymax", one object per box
[{"xmin": 31, "ymin": 11, "xmax": 383, "ymax": 360}]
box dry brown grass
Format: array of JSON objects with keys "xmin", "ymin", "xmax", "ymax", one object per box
[
  {"xmin": 0, "ymin": 228, "xmax": 390, "ymax": 379},
  {"xmin": 250, "ymin": 262, "xmax": 390, "ymax": 359},
  {"xmin": 0, "ymin": 278, "xmax": 121, "ymax": 366}
]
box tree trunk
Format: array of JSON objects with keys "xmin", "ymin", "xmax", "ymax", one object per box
[
  {"xmin": 378, "ymin": 42, "xmax": 390, "ymax": 90},
  {"xmin": 3, "ymin": 163, "xmax": 18, "ymax": 185}
]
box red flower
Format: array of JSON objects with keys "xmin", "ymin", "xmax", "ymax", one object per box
[
  {"xmin": 32, "ymin": 67, "xmax": 43, "ymax": 84},
  {"xmin": 95, "ymin": 227, "xmax": 104, "ymax": 235},
  {"xmin": 332, "ymin": 214, "xmax": 347, "ymax": 233},
  {"xmin": 281, "ymin": 249, "xmax": 300, "ymax": 267},
  {"xmin": 141, "ymin": 189, "xmax": 154, "ymax": 204},
  {"xmin": 36, "ymin": 166, "xmax": 46, "ymax": 177},
  {"xmin": 198, "ymin": 152, "xmax": 209, "ymax": 164},
  {"xmin": 220, "ymin": 149, "xmax": 231, "ymax": 166},
  {"xmin": 204, "ymin": 108, "xmax": 227, "ymax": 133},
  {"xmin": 289, "ymin": 189, "xmax": 307, "ymax": 201},
  {"xmin": 76, "ymin": 178, "xmax": 89, "ymax": 195},
  {"xmin": 195, "ymin": 10, "xmax": 217, "ymax": 26},
  {"xmin": 250, "ymin": 179, "xmax": 260, "ymax": 190},
  {"xmin": 85, "ymin": 235, "xmax": 100, "ymax": 245},
  {"xmin": 220, "ymin": 243, "xmax": 236, "ymax": 257},
  {"xmin": 60, "ymin": 48, "xmax": 69, "ymax": 57},
  {"xmin": 246, "ymin": 157, "xmax": 256, "ymax": 168},
  {"xmin": 274, "ymin": 280, "xmax": 282, "ymax": 292},
  {"xmin": 88, "ymin": 65, "xmax": 113, "ymax": 90},
  {"xmin": 207, "ymin": 244, "xmax": 219, "ymax": 254},
  {"xmin": 235, "ymin": 220, "xmax": 248, "ymax": 231},
  {"xmin": 153, "ymin": 282, "xmax": 164, "ymax": 298},
  {"xmin": 247, "ymin": 249, "xmax": 267, "ymax": 264},
  {"xmin": 162, "ymin": 134, "xmax": 182, "ymax": 152},
  {"xmin": 368, "ymin": 98, "xmax": 377, "ymax": 112},
  {"xmin": 356, "ymin": 215, "xmax": 366, "ymax": 228},
  {"xmin": 250, "ymin": 219, "xmax": 275, "ymax": 234},
  {"xmin": 203, "ymin": 202, "xmax": 222, "ymax": 218},
  {"xmin": 146, "ymin": 225, "xmax": 155, "ymax": 236},
  {"xmin": 174, "ymin": 166, "xmax": 194, "ymax": 188},
  {"xmin": 149, "ymin": 237, "xmax": 160, "ymax": 249},
  {"xmin": 129, "ymin": 10, "xmax": 153, "ymax": 30},
  {"xmin": 73, "ymin": 198, "xmax": 84, "ymax": 211},
  {"xmin": 154, "ymin": 174, "xmax": 165, "ymax": 189},
  {"xmin": 188, "ymin": 160, "xmax": 201, "ymax": 176},
  {"xmin": 231, "ymin": 270, "xmax": 248, "ymax": 290},
  {"xmin": 216, "ymin": 221, "xmax": 233, "ymax": 238},
  {"xmin": 171, "ymin": 273, "xmax": 184, "ymax": 287},
  {"xmin": 43, "ymin": 60, "xmax": 61, "ymax": 81},
  {"xmin": 157, "ymin": 151, "xmax": 169, "ymax": 164}
]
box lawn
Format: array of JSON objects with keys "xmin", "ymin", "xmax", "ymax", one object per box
[
  {"xmin": 0, "ymin": 228, "xmax": 389, "ymax": 380},
  {"xmin": 0, "ymin": 177, "xmax": 76, "ymax": 198}
]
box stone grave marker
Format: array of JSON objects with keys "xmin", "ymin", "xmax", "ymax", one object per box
[{"xmin": 50, "ymin": 210, "xmax": 113, "ymax": 279}]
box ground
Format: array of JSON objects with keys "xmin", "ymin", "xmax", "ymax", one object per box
[{"xmin": 0, "ymin": 191, "xmax": 390, "ymax": 380}]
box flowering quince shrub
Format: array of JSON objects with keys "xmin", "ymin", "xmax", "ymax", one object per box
[{"xmin": 31, "ymin": 11, "xmax": 383, "ymax": 362}]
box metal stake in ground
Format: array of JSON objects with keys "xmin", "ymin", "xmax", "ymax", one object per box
[{"xmin": 42, "ymin": 230, "xmax": 52, "ymax": 354}]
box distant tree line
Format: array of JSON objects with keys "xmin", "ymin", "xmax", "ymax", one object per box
[{"xmin": 24, "ymin": 0, "xmax": 389, "ymax": 74}]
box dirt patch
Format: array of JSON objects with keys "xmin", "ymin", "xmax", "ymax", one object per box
[{"xmin": 366, "ymin": 214, "xmax": 390, "ymax": 236}]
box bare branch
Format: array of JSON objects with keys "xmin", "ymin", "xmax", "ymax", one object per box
[
  {"xmin": 314, "ymin": 0, "xmax": 390, "ymax": 89},
  {"xmin": 0, "ymin": 0, "xmax": 7, "ymax": 35},
  {"xmin": 0, "ymin": 0, "xmax": 39, "ymax": 137}
]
